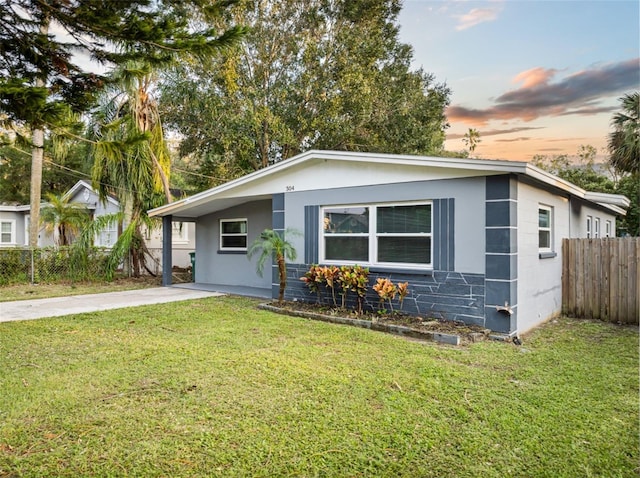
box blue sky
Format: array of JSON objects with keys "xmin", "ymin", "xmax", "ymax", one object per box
[{"xmin": 398, "ymin": 0, "xmax": 640, "ymax": 161}]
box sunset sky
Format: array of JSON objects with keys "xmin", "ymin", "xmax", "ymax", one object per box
[{"xmin": 398, "ymin": 0, "xmax": 640, "ymax": 162}]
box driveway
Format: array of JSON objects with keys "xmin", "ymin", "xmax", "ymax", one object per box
[{"xmin": 0, "ymin": 287, "xmax": 224, "ymax": 323}]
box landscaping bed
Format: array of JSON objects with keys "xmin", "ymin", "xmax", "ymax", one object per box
[{"xmin": 260, "ymin": 300, "xmax": 493, "ymax": 345}]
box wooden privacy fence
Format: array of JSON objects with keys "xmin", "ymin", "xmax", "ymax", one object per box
[{"xmin": 562, "ymin": 238, "xmax": 639, "ymax": 324}]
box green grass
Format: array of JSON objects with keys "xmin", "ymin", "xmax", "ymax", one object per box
[
  {"xmin": 0, "ymin": 296, "xmax": 637, "ymax": 477},
  {"xmin": 0, "ymin": 277, "xmax": 161, "ymax": 302}
]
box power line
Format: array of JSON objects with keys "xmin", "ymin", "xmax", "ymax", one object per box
[{"xmin": 6, "ymin": 144, "xmax": 231, "ymax": 195}]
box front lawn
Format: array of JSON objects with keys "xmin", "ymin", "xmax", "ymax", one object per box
[
  {"xmin": 0, "ymin": 296, "xmax": 637, "ymax": 477},
  {"xmin": 0, "ymin": 277, "xmax": 161, "ymax": 302}
]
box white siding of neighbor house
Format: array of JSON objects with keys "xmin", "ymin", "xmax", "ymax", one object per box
[
  {"xmin": 0, "ymin": 211, "xmax": 23, "ymax": 246},
  {"xmin": 195, "ymin": 199, "xmax": 272, "ymax": 288},
  {"xmin": 145, "ymin": 222, "xmax": 196, "ymax": 270},
  {"xmin": 516, "ymin": 182, "xmax": 620, "ymax": 333},
  {"xmin": 0, "ymin": 209, "xmax": 50, "ymax": 247}
]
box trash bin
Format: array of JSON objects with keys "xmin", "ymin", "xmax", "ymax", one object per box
[{"xmin": 189, "ymin": 252, "xmax": 196, "ymax": 282}]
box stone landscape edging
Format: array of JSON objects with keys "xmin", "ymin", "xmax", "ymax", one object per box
[{"xmin": 258, "ymin": 303, "xmax": 463, "ymax": 346}]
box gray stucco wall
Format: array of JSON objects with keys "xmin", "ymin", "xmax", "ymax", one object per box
[
  {"xmin": 517, "ymin": 181, "xmax": 619, "ymax": 333},
  {"xmin": 278, "ymin": 177, "xmax": 491, "ymax": 329},
  {"xmin": 517, "ymin": 181, "xmax": 569, "ymax": 333},
  {"xmin": 195, "ymin": 199, "xmax": 272, "ymax": 288},
  {"xmin": 284, "ymin": 176, "xmax": 487, "ymax": 274}
]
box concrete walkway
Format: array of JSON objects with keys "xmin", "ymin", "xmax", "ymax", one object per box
[{"xmin": 0, "ymin": 287, "xmax": 224, "ymax": 323}]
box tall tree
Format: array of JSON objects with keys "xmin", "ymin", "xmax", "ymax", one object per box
[
  {"xmin": 608, "ymin": 92, "xmax": 639, "ymax": 235},
  {"xmin": 159, "ymin": 0, "xmax": 450, "ymax": 187},
  {"xmin": 0, "ymin": 0, "xmax": 247, "ymax": 246},
  {"xmin": 0, "ymin": 125, "xmax": 92, "ymax": 204},
  {"xmin": 89, "ymin": 63, "xmax": 171, "ymax": 277},
  {"xmin": 608, "ymin": 91, "xmax": 639, "ymax": 175}
]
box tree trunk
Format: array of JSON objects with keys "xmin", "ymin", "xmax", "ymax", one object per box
[
  {"xmin": 29, "ymin": 127, "xmax": 44, "ymax": 248},
  {"xmin": 28, "ymin": 17, "xmax": 49, "ymax": 248},
  {"xmin": 122, "ymin": 196, "xmax": 134, "ymax": 276},
  {"xmin": 277, "ymin": 253, "xmax": 286, "ymax": 304}
]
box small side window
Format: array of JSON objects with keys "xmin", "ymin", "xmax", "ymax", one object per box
[
  {"xmin": 1, "ymin": 220, "xmax": 15, "ymax": 244},
  {"xmin": 594, "ymin": 218, "xmax": 600, "ymax": 238},
  {"xmin": 220, "ymin": 219, "xmax": 248, "ymax": 251},
  {"xmin": 586, "ymin": 216, "xmax": 592, "ymax": 238},
  {"xmin": 538, "ymin": 205, "xmax": 552, "ymax": 252}
]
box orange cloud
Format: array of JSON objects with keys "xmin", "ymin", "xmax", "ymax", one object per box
[
  {"xmin": 513, "ymin": 67, "xmax": 558, "ymax": 88},
  {"xmin": 446, "ymin": 58, "xmax": 639, "ymax": 126}
]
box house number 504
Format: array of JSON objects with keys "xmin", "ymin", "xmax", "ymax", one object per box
[{"xmin": 286, "ymin": 185, "xmax": 295, "ymax": 192}]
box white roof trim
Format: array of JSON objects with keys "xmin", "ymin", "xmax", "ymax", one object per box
[
  {"xmin": 0, "ymin": 204, "xmax": 31, "ymax": 212},
  {"xmin": 584, "ymin": 191, "xmax": 631, "ymax": 208},
  {"xmin": 148, "ymin": 150, "xmax": 630, "ymax": 217},
  {"xmin": 63, "ymin": 179, "xmax": 119, "ymax": 206}
]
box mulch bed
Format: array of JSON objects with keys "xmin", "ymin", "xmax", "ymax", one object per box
[{"xmin": 260, "ymin": 300, "xmax": 494, "ymax": 345}]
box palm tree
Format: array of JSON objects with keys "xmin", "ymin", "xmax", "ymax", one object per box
[
  {"xmin": 40, "ymin": 193, "xmax": 89, "ymax": 246},
  {"xmin": 90, "ymin": 62, "xmax": 171, "ymax": 276},
  {"xmin": 609, "ymin": 92, "xmax": 640, "ymax": 236},
  {"xmin": 248, "ymin": 229, "xmax": 300, "ymax": 304},
  {"xmin": 608, "ymin": 92, "xmax": 639, "ymax": 175},
  {"xmin": 462, "ymin": 128, "xmax": 481, "ymax": 155}
]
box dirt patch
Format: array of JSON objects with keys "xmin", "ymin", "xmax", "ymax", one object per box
[{"xmin": 263, "ymin": 300, "xmax": 493, "ymax": 345}]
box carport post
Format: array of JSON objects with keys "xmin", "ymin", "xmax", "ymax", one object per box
[{"xmin": 162, "ymin": 215, "xmax": 172, "ymax": 286}]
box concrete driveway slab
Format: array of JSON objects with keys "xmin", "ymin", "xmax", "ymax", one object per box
[{"xmin": 0, "ymin": 287, "xmax": 223, "ymax": 322}]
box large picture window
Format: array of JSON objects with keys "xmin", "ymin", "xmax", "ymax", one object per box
[
  {"xmin": 322, "ymin": 202, "xmax": 432, "ymax": 268},
  {"xmin": 220, "ymin": 218, "xmax": 248, "ymax": 251}
]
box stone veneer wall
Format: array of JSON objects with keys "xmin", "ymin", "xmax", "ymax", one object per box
[{"xmin": 284, "ymin": 264, "xmax": 486, "ymax": 327}]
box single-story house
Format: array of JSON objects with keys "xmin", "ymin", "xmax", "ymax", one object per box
[
  {"xmin": 0, "ymin": 180, "xmax": 195, "ymax": 270},
  {"xmin": 148, "ymin": 150, "xmax": 629, "ymax": 335}
]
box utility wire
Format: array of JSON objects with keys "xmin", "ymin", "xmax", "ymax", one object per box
[{"xmin": 6, "ymin": 144, "xmax": 232, "ymax": 196}]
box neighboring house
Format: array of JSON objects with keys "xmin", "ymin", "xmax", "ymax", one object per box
[
  {"xmin": 62, "ymin": 180, "xmax": 121, "ymax": 247},
  {"xmin": 0, "ymin": 180, "xmax": 195, "ymax": 269},
  {"xmin": 146, "ymin": 150, "xmax": 628, "ymax": 335}
]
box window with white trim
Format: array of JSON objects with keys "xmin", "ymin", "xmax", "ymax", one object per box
[
  {"xmin": 594, "ymin": 218, "xmax": 600, "ymax": 238},
  {"xmin": 605, "ymin": 220, "xmax": 612, "ymax": 238},
  {"xmin": 96, "ymin": 220, "xmax": 117, "ymax": 247},
  {"xmin": 538, "ymin": 205, "xmax": 552, "ymax": 252},
  {"xmin": 586, "ymin": 216, "xmax": 592, "ymax": 238},
  {"xmin": 321, "ymin": 202, "xmax": 432, "ymax": 268},
  {"xmin": 1, "ymin": 220, "xmax": 15, "ymax": 245},
  {"xmin": 220, "ymin": 218, "xmax": 248, "ymax": 251}
]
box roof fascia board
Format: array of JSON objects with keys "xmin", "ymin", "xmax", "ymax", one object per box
[
  {"xmin": 149, "ymin": 150, "xmax": 529, "ymax": 217},
  {"xmin": 585, "ymin": 191, "xmax": 631, "ymax": 208},
  {"xmin": 62, "ymin": 180, "xmax": 92, "ymax": 200},
  {"xmin": 66, "ymin": 180, "xmax": 120, "ymax": 207},
  {"xmin": 147, "ymin": 150, "xmax": 630, "ymax": 218},
  {"xmin": 0, "ymin": 204, "xmax": 31, "ymax": 212},
  {"xmin": 598, "ymin": 203, "xmax": 626, "ymax": 216}
]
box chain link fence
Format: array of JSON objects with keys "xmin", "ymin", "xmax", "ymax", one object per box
[
  {"xmin": 0, "ymin": 247, "xmax": 193, "ymax": 285},
  {"xmin": 0, "ymin": 247, "xmax": 111, "ymax": 285}
]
